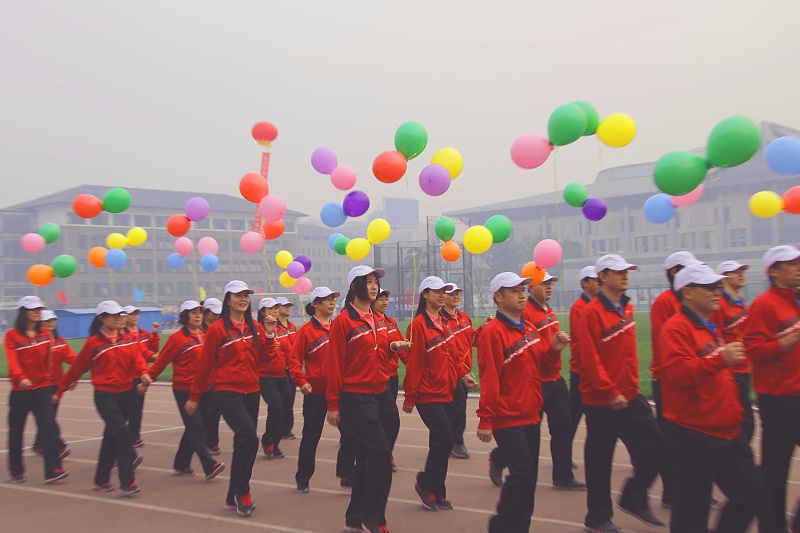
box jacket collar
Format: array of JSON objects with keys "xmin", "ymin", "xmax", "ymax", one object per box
[
  {"xmin": 581, "ymin": 292, "xmax": 592, "ymax": 303},
  {"xmin": 597, "ymin": 290, "xmax": 630, "ymax": 311},
  {"xmin": 495, "ymin": 310, "xmax": 526, "ymax": 332}
]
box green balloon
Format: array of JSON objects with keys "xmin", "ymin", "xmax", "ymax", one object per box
[
  {"xmin": 103, "ymin": 188, "xmax": 132, "ymax": 213},
  {"xmin": 573, "ymin": 101, "xmax": 599, "ymax": 136},
  {"xmin": 39, "ymin": 222, "xmax": 61, "ymax": 244},
  {"xmin": 653, "ymin": 151, "xmax": 709, "ymax": 196},
  {"xmin": 547, "ymin": 104, "xmax": 588, "ymax": 146},
  {"xmin": 706, "ymin": 115, "xmax": 761, "ymax": 168},
  {"xmin": 563, "ymin": 182, "xmax": 589, "ymax": 207},
  {"xmin": 484, "ymin": 215, "xmax": 513, "ymax": 244},
  {"xmin": 434, "ymin": 217, "xmax": 456, "ymax": 242},
  {"xmin": 51, "ymin": 254, "xmax": 78, "ymax": 278},
  {"xmin": 394, "ymin": 121, "xmax": 428, "ymax": 160},
  {"xmin": 334, "ymin": 236, "xmax": 350, "ymax": 256}
]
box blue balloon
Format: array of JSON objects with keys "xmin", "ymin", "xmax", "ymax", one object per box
[
  {"xmin": 765, "ymin": 136, "xmax": 800, "ymax": 175},
  {"xmin": 105, "ymin": 249, "xmax": 127, "ymax": 269},
  {"xmin": 168, "ymin": 252, "xmax": 185, "ymax": 269},
  {"xmin": 643, "ymin": 194, "xmax": 676, "ymax": 224},
  {"xmin": 320, "ymin": 202, "xmax": 347, "ymax": 228},
  {"xmin": 328, "ymin": 232, "xmax": 344, "ymax": 251},
  {"xmin": 200, "ymin": 254, "xmax": 219, "ymax": 272}
]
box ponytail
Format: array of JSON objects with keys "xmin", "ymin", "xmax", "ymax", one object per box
[
  {"xmin": 305, "ymin": 302, "xmax": 315, "ymax": 316},
  {"xmin": 88, "ymin": 316, "xmax": 104, "ymax": 336},
  {"xmin": 414, "ymin": 294, "xmax": 427, "ymax": 318}
]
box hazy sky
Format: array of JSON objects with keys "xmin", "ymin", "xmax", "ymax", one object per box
[{"xmin": 2, "ymin": 0, "xmax": 798, "ymax": 224}]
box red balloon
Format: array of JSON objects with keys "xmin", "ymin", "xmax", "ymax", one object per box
[
  {"xmin": 166, "ymin": 214, "xmax": 191, "ymax": 237},
  {"xmin": 239, "ymin": 173, "xmax": 269, "ymax": 203},
  {"xmin": 72, "ymin": 194, "xmax": 103, "ymax": 218},
  {"xmin": 252, "ymin": 122, "xmax": 278, "ymax": 146},
  {"xmin": 783, "ymin": 186, "xmax": 800, "ymax": 214},
  {"xmin": 262, "ymin": 219, "xmax": 285, "ymax": 240},
  {"xmin": 372, "ymin": 150, "xmax": 408, "ymax": 184}
]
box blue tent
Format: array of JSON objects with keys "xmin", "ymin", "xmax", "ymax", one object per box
[{"xmin": 54, "ymin": 307, "xmax": 163, "ymax": 339}]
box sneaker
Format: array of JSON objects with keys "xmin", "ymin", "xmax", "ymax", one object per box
[
  {"xmin": 58, "ymin": 446, "xmax": 71, "ymax": 460},
  {"xmin": 9, "ymin": 474, "xmax": 27, "ymax": 484},
  {"xmin": 391, "ymin": 459, "xmax": 398, "ymax": 473},
  {"xmin": 340, "ymin": 477, "xmax": 353, "ymax": 489},
  {"xmin": 205, "ymin": 462, "xmax": 225, "ymax": 481},
  {"xmin": 584, "ymin": 521, "xmax": 622, "ymax": 533},
  {"xmin": 263, "ymin": 443, "xmax": 284, "ymax": 459},
  {"xmin": 44, "ymin": 469, "xmax": 69, "ymax": 484},
  {"xmin": 272, "ymin": 445, "xmax": 285, "ymax": 459},
  {"xmin": 92, "ymin": 483, "xmax": 114, "ymax": 492},
  {"xmin": 436, "ymin": 498, "xmax": 453, "ymax": 510},
  {"xmin": 132, "ymin": 454, "xmax": 143, "ymax": 470},
  {"xmin": 32, "ymin": 444, "xmax": 44, "ymax": 457},
  {"xmin": 488, "ymin": 454, "xmax": 503, "ymax": 487},
  {"xmin": 282, "ymin": 432, "xmax": 297, "ymax": 440},
  {"xmin": 224, "ymin": 501, "xmax": 236, "ymax": 511},
  {"xmin": 343, "ymin": 525, "xmax": 364, "ymax": 533},
  {"xmin": 552, "ymin": 478, "xmax": 587, "ymax": 491},
  {"xmin": 296, "ymin": 483, "xmax": 310, "ymax": 494},
  {"xmin": 413, "ymin": 483, "xmax": 439, "ymax": 511},
  {"xmin": 617, "ymin": 503, "xmax": 665, "ymax": 527},
  {"xmin": 172, "ymin": 467, "xmax": 196, "ymax": 477},
  {"xmin": 235, "ymin": 492, "xmax": 255, "ymax": 517},
  {"xmin": 361, "ymin": 523, "xmax": 390, "ymax": 533},
  {"xmin": 119, "ymin": 482, "xmax": 140, "ymax": 495},
  {"xmin": 207, "ymin": 446, "xmax": 221, "ymax": 456},
  {"xmin": 451, "ymin": 443, "xmax": 470, "ymax": 459},
  {"xmin": 132, "ymin": 438, "xmax": 144, "ymax": 448}
]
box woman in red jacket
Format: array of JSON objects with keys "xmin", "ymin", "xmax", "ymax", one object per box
[
  {"xmin": 122, "ymin": 305, "xmax": 160, "ymax": 449},
  {"xmin": 148, "ymin": 300, "xmax": 225, "ymax": 481},
  {"xmin": 256, "ymin": 297, "xmax": 286, "ymax": 459},
  {"xmin": 274, "ymin": 297, "xmax": 298, "ymax": 440},
  {"xmin": 200, "ymin": 297, "xmax": 223, "ymax": 454}
]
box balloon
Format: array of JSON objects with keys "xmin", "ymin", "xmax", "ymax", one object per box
[
  {"xmin": 252, "ymin": 122, "xmax": 278, "ymax": 146},
  {"xmin": 547, "ymin": 104, "xmax": 588, "ymax": 146},
  {"xmin": 435, "ymin": 217, "xmax": 456, "ymax": 242},
  {"xmin": 174, "ymin": 237, "xmax": 194, "ymax": 257},
  {"xmin": 200, "ymin": 254, "xmax": 219, "ymax": 272},
  {"xmin": 21, "ymin": 233, "xmax": 46, "ymax": 253},
  {"xmin": 197, "ymin": 237, "xmax": 219, "ymax": 256},
  {"xmin": 749, "ymin": 191, "xmax": 783, "ymax": 218},
  {"xmin": 106, "ymin": 233, "xmax": 128, "ymax": 249},
  {"xmin": 346, "ymin": 238, "xmax": 372, "ymax": 261},
  {"xmin": 262, "ymin": 219, "xmax": 285, "ymax": 240},
  {"xmin": 441, "ymin": 241, "xmax": 461, "ymax": 262},
  {"xmin": 276, "ymin": 250, "xmax": 294, "ymax": 269},
  {"xmin": 782, "ymin": 186, "xmax": 800, "ymax": 215},
  {"xmin": 168, "ymin": 252, "xmax": 185, "ymax": 269},
  {"xmin": 533, "ymin": 239, "xmax": 562, "ymax": 269},
  {"xmin": 582, "ymin": 198, "xmax": 607, "ymax": 221},
  {"xmin": 103, "ymin": 188, "xmax": 132, "ymax": 213},
  {"xmin": 126, "ymin": 227, "xmax": 148, "ymax": 247},
  {"xmin": 653, "ymin": 151, "xmax": 709, "ymax": 196},
  {"xmin": 51, "ymin": 255, "xmax": 78, "ymax": 278},
  {"xmin": 343, "ymin": 190, "xmax": 370, "ymax": 217},
  {"xmin": 367, "ymin": 218, "xmax": 391, "ymax": 244},
  {"xmin": 328, "ymin": 233, "xmax": 344, "ymax": 251},
  {"xmin": 394, "ymin": 121, "xmax": 428, "ymax": 160},
  {"xmin": 563, "ymin": 182, "xmax": 589, "ymax": 207},
  {"xmin": 27, "ymin": 264, "xmax": 54, "ymax": 287},
  {"xmin": 320, "ymin": 202, "xmax": 347, "ymax": 227},
  {"xmin": 291, "ymin": 277, "xmax": 312, "ymax": 295},
  {"xmin": 72, "ymin": 194, "xmax": 103, "ymax": 218},
  {"xmin": 706, "ymin": 115, "xmax": 761, "ymax": 168},
  {"xmin": 334, "ymin": 236, "xmax": 350, "ymax": 255},
  {"xmin": 521, "ymin": 261, "xmax": 546, "ymax": 285},
  {"xmin": 596, "ymin": 113, "xmax": 636, "ymax": 148},
  {"xmin": 431, "ymin": 147, "xmax": 464, "ymax": 180},
  {"xmin": 311, "ymin": 147, "xmax": 338, "ymax": 174},
  {"xmin": 39, "ymin": 223, "xmax": 61, "ymax": 244},
  {"xmin": 88, "ymin": 247, "xmax": 108, "ymax": 268},
  {"xmin": 463, "ymin": 226, "xmax": 493, "ymax": 255},
  {"xmin": 330, "ymin": 165, "xmax": 357, "ymax": 190},
  {"xmin": 259, "ymin": 194, "xmax": 286, "ymax": 222},
  {"xmin": 573, "ymin": 101, "xmax": 600, "ymax": 135},
  {"xmin": 372, "ymin": 150, "xmax": 407, "ymax": 183},
  {"xmin": 239, "ymin": 173, "xmax": 269, "ymax": 203},
  {"xmin": 105, "ymin": 249, "xmax": 127, "ymax": 269},
  {"xmin": 510, "ymin": 134, "xmax": 552, "ymax": 169},
  {"xmin": 643, "ymin": 194, "xmax": 677, "ymax": 224},
  {"xmin": 184, "ymin": 197, "xmax": 210, "ymax": 221},
  {"xmin": 484, "ymin": 215, "xmax": 512, "ymax": 243},
  {"xmin": 765, "ymin": 136, "xmax": 800, "ymax": 175},
  {"xmin": 671, "ymin": 183, "xmax": 705, "ymax": 207},
  {"xmin": 279, "ymin": 271, "xmax": 297, "ymax": 288},
  {"xmin": 166, "ymin": 214, "xmax": 191, "ymax": 237},
  {"xmin": 418, "ymin": 164, "xmax": 451, "ymax": 196},
  {"xmin": 287, "ymin": 261, "xmax": 305, "ymax": 279},
  {"xmin": 240, "ymin": 231, "xmax": 264, "ymax": 253},
  {"xmin": 295, "ymin": 254, "xmax": 312, "ymax": 273}
]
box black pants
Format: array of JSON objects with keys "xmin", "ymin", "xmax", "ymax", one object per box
[
  {"xmin": 652, "ymin": 379, "xmax": 677, "ymax": 504},
  {"xmin": 215, "ymin": 390, "xmax": 259, "ymax": 504},
  {"xmin": 339, "ymin": 391, "xmax": 393, "ymax": 527},
  {"xmin": 488, "ymin": 424, "xmax": 541, "ymax": 533},
  {"xmin": 258, "ymin": 376, "xmax": 284, "ymax": 450},
  {"xmin": 569, "ymin": 372, "xmax": 584, "ymax": 452},
  {"xmin": 337, "ymin": 431, "xmax": 357, "ymax": 480},
  {"xmin": 381, "ymin": 378, "xmax": 400, "ymax": 452},
  {"xmin": 450, "ymin": 380, "xmax": 468, "ymax": 446},
  {"xmin": 204, "ymin": 386, "xmax": 221, "ymax": 449},
  {"xmin": 34, "ymin": 396, "xmax": 65, "ymax": 451},
  {"xmin": 8, "ymin": 387, "xmax": 61, "ymax": 478},
  {"xmin": 295, "ymin": 393, "xmax": 327, "ymax": 486},
  {"xmin": 416, "ymin": 402, "xmax": 455, "ymax": 499},
  {"xmin": 171, "ymin": 389, "xmax": 216, "ymax": 474},
  {"xmin": 734, "ymin": 372, "xmax": 755, "ymax": 445},
  {"xmin": 128, "ymin": 378, "xmax": 144, "ymax": 441},
  {"xmin": 280, "ymin": 370, "xmax": 296, "ymax": 435},
  {"xmin": 541, "ymin": 377, "xmax": 574, "ymax": 483},
  {"xmin": 94, "ymin": 389, "xmax": 137, "ymax": 486},
  {"xmin": 758, "ymin": 394, "xmax": 800, "ymax": 530},
  {"xmin": 584, "ymin": 394, "xmax": 662, "ymax": 527}
]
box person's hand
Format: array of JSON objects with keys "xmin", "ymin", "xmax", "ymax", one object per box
[
  {"xmin": 185, "ymin": 400, "xmax": 198, "ymax": 416},
  {"xmin": 722, "ymin": 342, "xmax": 746, "ymax": 366},
  {"xmin": 141, "ymin": 374, "xmax": 153, "ymax": 386},
  {"xmin": 327, "ymin": 410, "xmax": 340, "ymax": 427},
  {"xmin": 610, "ymin": 395, "xmax": 628, "ymax": 410},
  {"xmin": 263, "ymin": 315, "xmax": 277, "ymax": 335},
  {"xmin": 152, "ymin": 322, "xmax": 160, "ymax": 333},
  {"xmin": 300, "ymin": 383, "xmax": 313, "ymax": 396},
  {"xmin": 18, "ymin": 379, "xmax": 32, "ymax": 389},
  {"xmin": 462, "ymin": 375, "xmax": 478, "ymax": 390},
  {"xmin": 136, "ymin": 382, "xmax": 148, "ymax": 395},
  {"xmin": 402, "ymin": 404, "xmax": 414, "ymax": 414},
  {"xmin": 391, "ymin": 341, "xmax": 412, "ymax": 352},
  {"xmin": 553, "ymin": 331, "xmax": 570, "ymax": 352},
  {"xmin": 52, "ymin": 393, "xmax": 61, "ymax": 404},
  {"xmin": 68, "ymin": 382, "xmax": 77, "ymax": 391},
  {"xmin": 477, "ymin": 428, "xmax": 493, "ymax": 443}
]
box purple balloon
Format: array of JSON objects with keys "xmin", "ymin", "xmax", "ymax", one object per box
[
  {"xmin": 311, "ymin": 147, "xmax": 338, "ymax": 175},
  {"xmin": 287, "ymin": 260, "xmax": 305, "ymax": 279},
  {"xmin": 419, "ymin": 164, "xmax": 451, "ymax": 196},
  {"xmin": 582, "ymin": 197, "xmax": 607, "ymax": 221},
  {"xmin": 343, "ymin": 190, "xmax": 370, "ymax": 217},
  {"xmin": 184, "ymin": 197, "xmax": 210, "ymax": 221},
  {"xmin": 295, "ymin": 254, "xmax": 312, "ymax": 273}
]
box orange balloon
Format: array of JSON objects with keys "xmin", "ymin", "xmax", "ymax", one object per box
[
  {"xmin": 166, "ymin": 214, "xmax": 191, "ymax": 237},
  {"xmin": 27, "ymin": 264, "xmax": 54, "ymax": 287},
  {"xmin": 521, "ymin": 261, "xmax": 546, "ymax": 285},
  {"xmin": 239, "ymin": 173, "xmax": 269, "ymax": 203},
  {"xmin": 783, "ymin": 186, "xmax": 800, "ymax": 214},
  {"xmin": 88, "ymin": 247, "xmax": 108, "ymax": 268},
  {"xmin": 441, "ymin": 241, "xmax": 461, "ymax": 262},
  {"xmin": 262, "ymin": 219, "xmax": 285, "ymax": 240},
  {"xmin": 372, "ymin": 150, "xmax": 408, "ymax": 184},
  {"xmin": 72, "ymin": 194, "xmax": 103, "ymax": 218}
]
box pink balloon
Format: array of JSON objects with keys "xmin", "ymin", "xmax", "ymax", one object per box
[
  {"xmin": 533, "ymin": 239, "xmax": 562, "ymax": 269},
  {"xmin": 197, "ymin": 237, "xmax": 219, "ymax": 256},
  {"xmin": 21, "ymin": 233, "xmax": 46, "ymax": 253},
  {"xmin": 671, "ymin": 183, "xmax": 705, "ymax": 207},
  {"xmin": 174, "ymin": 237, "xmax": 193, "ymax": 257},
  {"xmin": 511, "ymin": 134, "xmax": 553, "ymax": 169},
  {"xmin": 291, "ymin": 276, "xmax": 313, "ymax": 295},
  {"xmin": 330, "ymin": 165, "xmax": 357, "ymax": 191},
  {"xmin": 259, "ymin": 194, "xmax": 287, "ymax": 222},
  {"xmin": 240, "ymin": 231, "xmax": 265, "ymax": 253}
]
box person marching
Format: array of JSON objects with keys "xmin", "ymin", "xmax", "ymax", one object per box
[
  {"xmin": 274, "ymin": 296, "xmax": 298, "ymax": 440},
  {"xmin": 122, "ymin": 305, "xmax": 160, "ymax": 449},
  {"xmin": 5, "ymin": 297, "xmax": 69, "ymax": 484},
  {"xmin": 744, "ymin": 245, "xmax": 800, "ymax": 532},
  {"xmin": 186, "ymin": 280, "xmax": 277, "ymax": 517},
  {"xmin": 148, "ymin": 300, "xmax": 225, "ymax": 481},
  {"xmin": 202, "ymin": 298, "xmax": 223, "ymax": 332},
  {"xmin": 256, "ymin": 297, "xmax": 287, "ymax": 459},
  {"xmin": 578, "ymin": 254, "xmax": 664, "ymax": 533},
  {"xmin": 56, "ymin": 300, "xmax": 152, "ymax": 494},
  {"xmin": 200, "ymin": 297, "xmax": 223, "ymax": 455}
]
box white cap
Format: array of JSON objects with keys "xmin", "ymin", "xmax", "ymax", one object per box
[
  {"xmin": 123, "ymin": 306, "xmax": 140, "ymax": 314},
  {"xmin": 180, "ymin": 300, "xmax": 202, "ymax": 313},
  {"xmin": 674, "ymin": 263, "xmax": 727, "ymax": 291},
  {"xmin": 258, "ymin": 297, "xmax": 277, "ymax": 310},
  {"xmin": 542, "ymin": 272, "xmax": 559, "ymax": 283},
  {"xmin": 203, "ymin": 298, "xmax": 222, "ymax": 314},
  {"xmin": 445, "ymin": 283, "xmax": 463, "ymax": 294},
  {"xmin": 418, "ymin": 276, "xmax": 454, "ymax": 294},
  {"xmin": 346, "ymin": 265, "xmax": 385, "ymax": 288},
  {"xmin": 40, "ymin": 310, "xmax": 57, "ymax": 321},
  {"xmin": 18, "ymin": 296, "xmax": 45, "ymax": 310},
  {"xmin": 275, "ymin": 297, "xmax": 293, "ymax": 306},
  {"xmin": 378, "ymin": 289, "xmax": 392, "ymax": 297},
  {"xmin": 579, "ymin": 266, "xmax": 598, "ymax": 280},
  {"xmin": 716, "ymin": 260, "xmax": 749, "ymax": 275},
  {"xmin": 664, "ymin": 251, "xmax": 698, "ymax": 270},
  {"xmin": 595, "ymin": 254, "xmax": 638, "ymax": 273},
  {"xmin": 490, "ymin": 272, "xmax": 533, "ymax": 294},
  {"xmin": 311, "ymin": 286, "xmax": 341, "ymax": 300},
  {"xmin": 96, "ymin": 300, "xmax": 125, "ymax": 316},
  {"xmin": 224, "ymin": 280, "xmax": 254, "ymax": 295},
  {"xmin": 763, "ymin": 245, "xmax": 800, "ymax": 271}
]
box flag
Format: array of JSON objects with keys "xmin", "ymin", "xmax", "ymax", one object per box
[
  {"xmin": 58, "ymin": 289, "xmax": 68, "ymax": 304},
  {"xmin": 134, "ymin": 288, "xmax": 143, "ymax": 303},
  {"xmin": 258, "ymin": 285, "xmax": 265, "ymax": 295},
  {"xmin": 198, "ymin": 286, "xmax": 207, "ymax": 301}
]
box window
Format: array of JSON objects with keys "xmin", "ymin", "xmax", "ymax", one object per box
[
  {"xmin": 653, "ymin": 234, "xmax": 667, "ymax": 251},
  {"xmin": 91, "ymin": 213, "xmax": 109, "ymax": 226},
  {"xmin": 2, "ymin": 214, "xmax": 30, "ymax": 232},
  {"xmin": 608, "ymin": 238, "xmax": 621, "ymax": 252},
  {"xmin": 155, "ymin": 216, "xmax": 169, "ymax": 227},
  {"xmin": 78, "ymin": 235, "xmax": 87, "ymax": 249},
  {"xmin": 681, "ymin": 232, "xmax": 696, "ymax": 248},
  {"xmin": 591, "ymin": 240, "xmax": 606, "ymax": 255},
  {"xmin": 231, "ymin": 219, "xmax": 246, "ymax": 231},
  {"xmin": 219, "ymin": 239, "xmax": 230, "ymax": 252},
  {"xmin": 730, "ymin": 228, "xmax": 747, "ymax": 247},
  {"xmin": 112, "ymin": 214, "xmax": 130, "ymax": 226},
  {"xmin": 634, "ymin": 236, "xmax": 649, "ymax": 253},
  {"xmin": 752, "ymin": 218, "xmax": 772, "ymax": 245},
  {"xmin": 699, "ymin": 231, "xmax": 712, "ymax": 249},
  {"xmin": 135, "ymin": 215, "xmax": 152, "ymax": 227},
  {"xmin": 67, "ymin": 212, "xmax": 85, "ymax": 225},
  {"xmin": 628, "ymin": 216, "xmax": 635, "ymax": 232},
  {"xmin": 195, "ymin": 219, "xmax": 210, "ymax": 230},
  {"xmin": 724, "ymin": 207, "xmax": 731, "ymax": 224},
  {"xmin": 80, "ymin": 284, "xmax": 89, "ymax": 298},
  {"xmin": 212, "ymin": 218, "xmax": 228, "ymax": 230},
  {"xmin": 284, "ymin": 220, "xmax": 296, "ymax": 233}
]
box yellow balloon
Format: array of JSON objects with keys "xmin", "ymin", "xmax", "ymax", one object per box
[
  {"xmin": 367, "ymin": 218, "xmax": 391, "ymax": 244},
  {"xmin": 275, "ymin": 250, "xmax": 293, "ymax": 269},
  {"xmin": 346, "ymin": 238, "xmax": 371, "ymax": 261},
  {"xmin": 463, "ymin": 225, "xmax": 493, "ymax": 255},
  {"xmin": 279, "ymin": 271, "xmax": 297, "ymax": 287},
  {"xmin": 596, "ymin": 113, "xmax": 636, "ymax": 148},
  {"xmin": 106, "ymin": 232, "xmax": 128, "ymax": 249},
  {"xmin": 431, "ymin": 147, "xmax": 464, "ymax": 180},
  {"xmin": 126, "ymin": 227, "xmax": 148, "ymax": 247},
  {"xmin": 749, "ymin": 191, "xmax": 783, "ymax": 218}
]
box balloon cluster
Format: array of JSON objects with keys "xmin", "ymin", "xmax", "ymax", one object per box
[
  {"xmin": 275, "ymin": 251, "xmax": 313, "ymax": 294},
  {"xmin": 748, "ymin": 186, "xmax": 800, "ymax": 218},
  {"xmin": 311, "ymin": 147, "xmax": 358, "ymax": 191},
  {"xmin": 86, "ymin": 227, "xmax": 150, "ymax": 272},
  {"xmin": 326, "ymin": 218, "xmax": 392, "ymax": 261},
  {"xmin": 238, "ymin": 152, "xmax": 288, "ymax": 252},
  {"xmin": 433, "ymin": 215, "xmax": 512, "ymax": 260},
  {"xmin": 561, "ymin": 182, "xmax": 608, "ymax": 222},
  {"xmin": 515, "ymin": 240, "xmax": 563, "ymax": 288},
  {"xmin": 25, "ymin": 221, "xmax": 76, "ymax": 286},
  {"xmin": 21, "ymin": 222, "xmax": 61, "ymax": 254},
  {"xmin": 72, "ymin": 188, "xmax": 132, "ymax": 219},
  {"xmin": 167, "ymin": 236, "xmax": 219, "ymax": 272},
  {"xmin": 747, "ymin": 137, "xmax": 800, "ymax": 218}
]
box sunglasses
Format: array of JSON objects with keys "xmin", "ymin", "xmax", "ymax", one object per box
[{"xmin": 687, "ymin": 283, "xmax": 724, "ymax": 291}]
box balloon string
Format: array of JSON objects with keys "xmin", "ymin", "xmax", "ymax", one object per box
[
  {"xmin": 552, "ymin": 152, "xmax": 565, "ymax": 314},
  {"xmin": 108, "ymin": 268, "xmax": 116, "ymax": 300},
  {"xmin": 408, "ymin": 243, "xmax": 426, "ymax": 344},
  {"xmin": 263, "ymin": 245, "xmax": 273, "ymax": 293},
  {"xmin": 189, "ymin": 228, "xmax": 200, "ymax": 301}
]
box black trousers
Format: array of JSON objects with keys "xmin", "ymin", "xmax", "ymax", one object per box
[
  {"xmin": 583, "ymin": 394, "xmax": 662, "ymax": 527},
  {"xmin": 258, "ymin": 376, "xmax": 284, "ymax": 450},
  {"xmin": 381, "ymin": 378, "xmax": 400, "ymax": 452},
  {"xmin": 280, "ymin": 370, "xmax": 296, "ymax": 435},
  {"xmin": 541, "ymin": 377, "xmax": 574, "ymax": 483},
  {"xmin": 416, "ymin": 402, "xmax": 455, "ymax": 499},
  {"xmin": 8, "ymin": 386, "xmax": 61, "ymax": 477},
  {"xmin": 204, "ymin": 386, "xmax": 221, "ymax": 449},
  {"xmin": 34, "ymin": 396, "xmax": 65, "ymax": 450},
  {"xmin": 488, "ymin": 424, "xmax": 541, "ymax": 533},
  {"xmin": 128, "ymin": 378, "xmax": 144, "ymax": 441},
  {"xmin": 171, "ymin": 389, "xmax": 216, "ymax": 474},
  {"xmin": 215, "ymin": 390, "xmax": 259, "ymax": 504},
  {"xmin": 339, "ymin": 391, "xmax": 393, "ymax": 527},
  {"xmin": 733, "ymin": 372, "xmax": 755, "ymax": 445},
  {"xmin": 94, "ymin": 389, "xmax": 137, "ymax": 486},
  {"xmin": 569, "ymin": 372, "xmax": 584, "ymax": 452},
  {"xmin": 450, "ymin": 380, "xmax": 468, "ymax": 446},
  {"xmin": 652, "ymin": 379, "xmax": 677, "ymax": 503},
  {"xmin": 295, "ymin": 393, "xmax": 327, "ymax": 486},
  {"xmin": 758, "ymin": 394, "xmax": 800, "ymax": 530}
]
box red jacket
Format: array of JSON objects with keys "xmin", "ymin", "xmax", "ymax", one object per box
[
  {"xmin": 258, "ymin": 319, "xmax": 287, "ymax": 378},
  {"xmin": 288, "ymin": 316, "xmax": 330, "ymax": 393},
  {"xmin": 149, "ymin": 327, "xmax": 206, "ymax": 391},
  {"xmin": 4, "ymin": 329, "xmax": 54, "ymax": 390},
  {"xmin": 650, "ymin": 289, "xmax": 680, "ymax": 380},
  {"xmin": 710, "ymin": 292, "xmax": 749, "ymax": 373},
  {"xmin": 660, "ymin": 307, "xmax": 743, "ymax": 439},
  {"xmin": 568, "ymin": 293, "xmax": 592, "ymax": 374},
  {"xmin": 60, "ymin": 332, "xmax": 149, "ymax": 394},
  {"xmin": 476, "ymin": 313, "xmax": 544, "ymax": 430},
  {"xmin": 275, "ymin": 320, "xmax": 296, "ymax": 371},
  {"xmin": 381, "ymin": 314, "xmax": 405, "ymax": 376},
  {"xmin": 577, "ymin": 291, "xmax": 640, "ymax": 406},
  {"xmin": 50, "ymin": 336, "xmax": 77, "ymax": 383},
  {"xmin": 442, "ymin": 308, "xmax": 474, "ymax": 372},
  {"xmin": 743, "ymin": 286, "xmax": 800, "ymax": 395},
  {"xmin": 522, "ymin": 298, "xmax": 563, "ymax": 382},
  {"xmin": 124, "ymin": 327, "xmax": 159, "ymax": 363}
]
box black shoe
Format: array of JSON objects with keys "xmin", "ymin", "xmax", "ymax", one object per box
[
  {"xmin": 282, "ymin": 432, "xmax": 297, "ymax": 440},
  {"xmin": 451, "ymin": 443, "xmax": 470, "ymax": 459},
  {"xmin": 91, "ymin": 482, "xmax": 114, "ymax": 492},
  {"xmin": 413, "ymin": 483, "xmax": 439, "ymax": 511},
  {"xmin": 58, "ymin": 446, "xmax": 71, "ymax": 460},
  {"xmin": 361, "ymin": 522, "xmax": 390, "ymax": 533},
  {"xmin": 617, "ymin": 503, "xmax": 665, "ymax": 527},
  {"xmin": 391, "ymin": 459, "xmax": 397, "ymax": 473},
  {"xmin": 133, "ymin": 454, "xmax": 143, "ymax": 470},
  {"xmin": 340, "ymin": 477, "xmax": 353, "ymax": 489},
  {"xmin": 552, "ymin": 478, "xmax": 587, "ymax": 491},
  {"xmin": 488, "ymin": 454, "xmax": 503, "ymax": 487},
  {"xmin": 205, "ymin": 462, "xmax": 225, "ymax": 481},
  {"xmin": 296, "ymin": 483, "xmax": 310, "ymax": 494},
  {"xmin": 132, "ymin": 438, "xmax": 144, "ymax": 448},
  {"xmin": 584, "ymin": 521, "xmax": 622, "ymax": 533},
  {"xmin": 272, "ymin": 445, "xmax": 285, "ymax": 459},
  {"xmin": 234, "ymin": 492, "xmax": 255, "ymax": 517},
  {"xmin": 436, "ymin": 498, "xmax": 453, "ymax": 510},
  {"xmin": 343, "ymin": 524, "xmax": 364, "ymax": 533},
  {"xmin": 44, "ymin": 469, "xmax": 69, "ymax": 484},
  {"xmin": 119, "ymin": 482, "xmax": 140, "ymax": 495},
  {"xmin": 172, "ymin": 467, "xmax": 196, "ymax": 477},
  {"xmin": 9, "ymin": 474, "xmax": 27, "ymax": 484},
  {"xmin": 207, "ymin": 445, "xmax": 221, "ymax": 456}
]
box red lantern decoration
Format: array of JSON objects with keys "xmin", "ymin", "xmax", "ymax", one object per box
[{"xmin": 252, "ymin": 122, "xmax": 278, "ymax": 148}]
